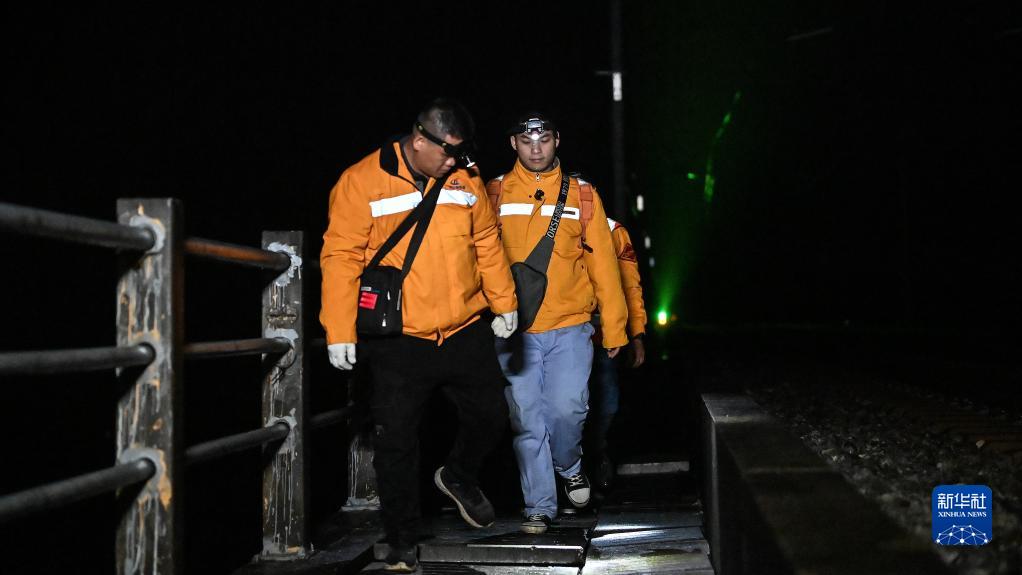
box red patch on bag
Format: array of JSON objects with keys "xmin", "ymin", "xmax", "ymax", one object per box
[{"xmin": 358, "ymin": 291, "xmax": 379, "ymax": 309}]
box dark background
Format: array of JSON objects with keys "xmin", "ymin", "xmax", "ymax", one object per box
[{"xmin": 2, "ymin": 1, "xmax": 1020, "ymax": 573}]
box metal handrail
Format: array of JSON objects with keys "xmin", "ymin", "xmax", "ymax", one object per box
[
  {"xmin": 0, "ymin": 202, "xmax": 155, "ymax": 251},
  {"xmin": 2, "ymin": 204, "xmax": 347, "ymax": 562},
  {"xmin": 184, "ymin": 338, "xmax": 291, "ymax": 360},
  {"xmin": 185, "ymin": 237, "xmax": 291, "ymax": 271},
  {"xmin": 184, "ymin": 407, "xmax": 355, "ymax": 465},
  {"xmin": 310, "ymin": 406, "xmax": 354, "ymax": 430},
  {"xmin": 0, "ymin": 409, "xmax": 353, "ymax": 523},
  {"xmin": 185, "ymin": 422, "xmax": 291, "ymax": 465},
  {"xmin": 0, "ymin": 459, "xmax": 155, "ymax": 524},
  {"xmin": 0, "ymin": 344, "xmax": 154, "ymax": 376}
]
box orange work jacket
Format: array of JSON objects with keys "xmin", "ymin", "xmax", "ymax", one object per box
[
  {"xmin": 320, "ymin": 139, "xmax": 516, "ymax": 344},
  {"xmin": 490, "ymin": 159, "xmax": 627, "ymax": 349},
  {"xmin": 608, "ymin": 218, "xmax": 647, "ymax": 338}
]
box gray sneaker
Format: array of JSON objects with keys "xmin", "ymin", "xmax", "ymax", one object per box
[
  {"xmin": 564, "ymin": 472, "xmax": 591, "ymax": 508},
  {"xmin": 521, "ymin": 513, "xmax": 553, "ymax": 534}
]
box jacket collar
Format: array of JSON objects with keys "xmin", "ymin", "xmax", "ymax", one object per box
[
  {"xmin": 513, "ymin": 157, "xmax": 562, "ymax": 187},
  {"xmin": 379, "ymin": 136, "xmax": 429, "ymax": 185},
  {"xmin": 379, "ymin": 137, "xmax": 405, "ymax": 177}
]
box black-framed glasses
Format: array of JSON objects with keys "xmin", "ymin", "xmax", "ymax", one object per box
[{"xmin": 416, "ymin": 122, "xmax": 475, "ymax": 166}]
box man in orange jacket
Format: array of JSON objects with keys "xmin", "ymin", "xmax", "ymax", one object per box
[
  {"xmin": 587, "ymin": 217, "xmax": 647, "ymax": 491},
  {"xmin": 488, "ymin": 112, "xmax": 628, "ymax": 534},
  {"xmin": 320, "ymin": 99, "xmax": 518, "ymax": 572}
]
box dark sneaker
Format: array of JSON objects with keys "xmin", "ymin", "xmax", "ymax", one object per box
[
  {"xmin": 521, "ymin": 513, "xmax": 553, "ymax": 534},
  {"xmin": 564, "ymin": 472, "xmax": 591, "ymax": 508},
  {"xmin": 383, "ymin": 543, "xmax": 418, "ymax": 573},
  {"xmin": 434, "ymin": 466, "xmax": 495, "ymax": 528}
]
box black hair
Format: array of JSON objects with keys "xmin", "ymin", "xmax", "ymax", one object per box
[{"xmin": 416, "ymin": 98, "xmax": 475, "ymax": 141}]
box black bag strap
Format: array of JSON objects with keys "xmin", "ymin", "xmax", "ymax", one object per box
[
  {"xmin": 366, "ymin": 173, "xmax": 450, "ymax": 278},
  {"xmin": 398, "ymin": 178, "xmax": 445, "ymax": 280},
  {"xmin": 522, "ymin": 171, "xmax": 571, "ymax": 272}
]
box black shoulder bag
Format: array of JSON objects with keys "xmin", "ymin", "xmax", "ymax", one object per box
[
  {"xmin": 511, "ymin": 172, "xmax": 571, "ymax": 331},
  {"xmin": 356, "ymin": 175, "xmax": 449, "ymax": 337}
]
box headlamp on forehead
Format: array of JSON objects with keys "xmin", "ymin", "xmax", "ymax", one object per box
[
  {"xmin": 416, "ymin": 122, "xmax": 476, "ymax": 167},
  {"xmin": 510, "ymin": 117, "xmax": 558, "ymax": 140}
]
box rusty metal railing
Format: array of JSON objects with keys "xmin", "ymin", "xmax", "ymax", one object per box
[
  {"xmin": 0, "ymin": 200, "xmax": 352, "ymax": 573},
  {"xmin": 183, "ymin": 337, "xmax": 292, "ymax": 359},
  {"xmin": 0, "ymin": 344, "xmax": 156, "ymax": 375},
  {"xmin": 0, "ymin": 201, "xmax": 156, "ymax": 251},
  {"xmin": 185, "ymin": 237, "xmax": 292, "ymax": 271},
  {"xmin": 0, "ymin": 459, "xmax": 157, "ymax": 523}
]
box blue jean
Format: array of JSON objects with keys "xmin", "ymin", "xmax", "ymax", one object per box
[{"xmin": 496, "ymin": 322, "xmax": 595, "ymax": 518}]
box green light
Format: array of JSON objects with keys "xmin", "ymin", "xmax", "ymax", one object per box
[
  {"xmin": 686, "ymin": 172, "xmax": 698, "ymax": 180},
  {"xmin": 656, "ymin": 310, "xmax": 668, "ymax": 326},
  {"xmin": 704, "ymin": 90, "xmax": 743, "ymax": 205}
]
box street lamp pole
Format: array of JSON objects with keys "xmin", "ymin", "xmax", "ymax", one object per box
[{"xmin": 609, "ymin": 0, "xmax": 628, "ymax": 221}]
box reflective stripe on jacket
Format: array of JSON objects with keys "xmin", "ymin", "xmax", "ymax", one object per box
[
  {"xmin": 320, "ymin": 140, "xmax": 516, "ymax": 344},
  {"xmin": 491, "ymin": 160, "xmax": 627, "ymax": 349}
]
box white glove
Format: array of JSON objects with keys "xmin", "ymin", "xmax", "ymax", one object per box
[
  {"xmin": 327, "ymin": 343, "xmax": 357, "ymax": 370},
  {"xmin": 490, "ymin": 310, "xmax": 518, "ymax": 339}
]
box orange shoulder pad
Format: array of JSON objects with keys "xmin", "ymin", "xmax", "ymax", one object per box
[
  {"xmin": 577, "ymin": 179, "xmax": 594, "ymax": 244},
  {"xmin": 485, "ymin": 176, "xmax": 504, "ymax": 212},
  {"xmin": 485, "ymin": 176, "xmax": 505, "ymax": 237}
]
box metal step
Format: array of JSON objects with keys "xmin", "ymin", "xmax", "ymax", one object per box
[
  {"xmin": 583, "ymin": 486, "xmax": 712, "ymax": 575},
  {"xmin": 372, "ymin": 516, "xmax": 591, "ymax": 566},
  {"xmin": 592, "ymin": 510, "xmax": 703, "ymax": 534},
  {"xmin": 419, "ymin": 527, "xmax": 587, "ymax": 565},
  {"xmin": 359, "ymin": 471, "xmax": 705, "ymax": 573},
  {"xmin": 585, "ymin": 526, "xmax": 711, "ymax": 574},
  {"xmin": 361, "ymin": 563, "xmax": 580, "ymax": 574},
  {"xmin": 590, "ymin": 526, "xmax": 705, "ymax": 547},
  {"xmin": 582, "ymin": 541, "xmax": 714, "ymax": 575},
  {"xmin": 616, "ymin": 460, "xmax": 689, "ymax": 476}
]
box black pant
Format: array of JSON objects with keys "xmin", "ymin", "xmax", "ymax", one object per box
[{"xmin": 361, "ymin": 319, "xmax": 508, "ymax": 544}]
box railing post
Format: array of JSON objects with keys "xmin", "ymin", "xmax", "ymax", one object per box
[
  {"xmin": 343, "ymin": 430, "xmax": 380, "ymax": 510},
  {"xmin": 343, "ymin": 370, "xmax": 380, "ymax": 510},
  {"xmin": 115, "ymin": 198, "xmax": 184, "ymax": 575},
  {"xmin": 259, "ymin": 231, "xmax": 309, "ymax": 559}
]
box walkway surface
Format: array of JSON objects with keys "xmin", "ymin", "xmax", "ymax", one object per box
[{"xmin": 235, "ymin": 465, "xmax": 712, "ymax": 575}]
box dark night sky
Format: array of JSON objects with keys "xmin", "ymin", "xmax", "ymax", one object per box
[
  {"xmin": 4, "ymin": 1, "xmax": 1020, "ymax": 338},
  {"xmin": 624, "ymin": 2, "xmax": 1021, "ymax": 330}
]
